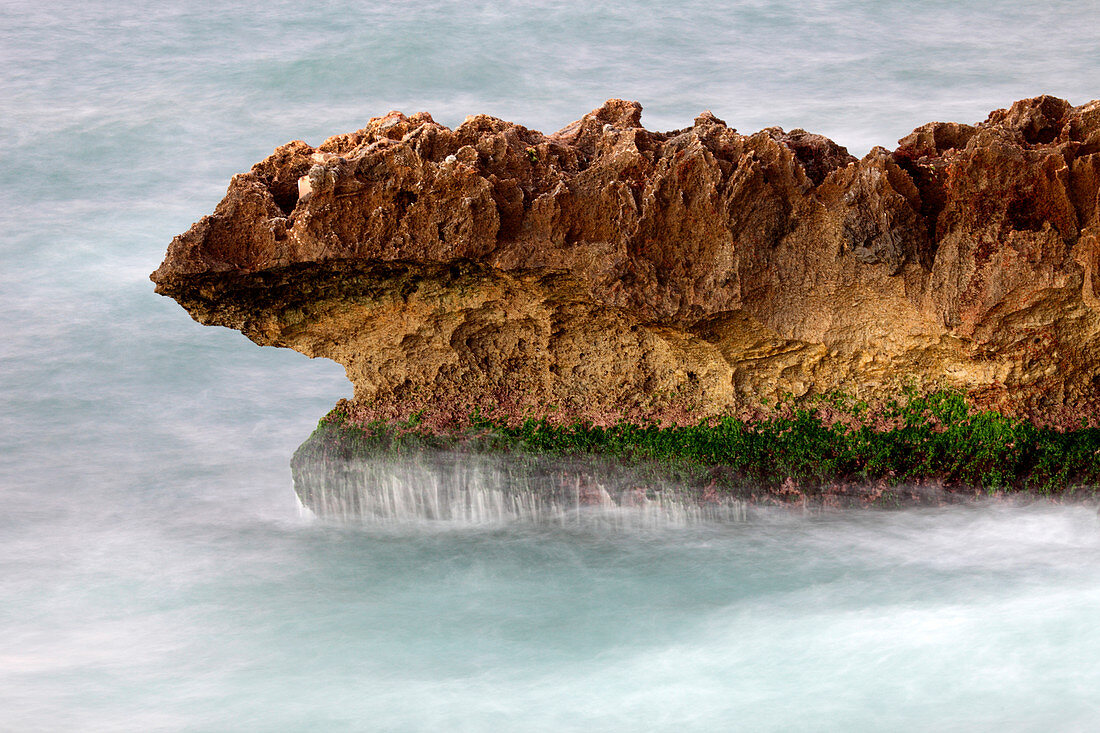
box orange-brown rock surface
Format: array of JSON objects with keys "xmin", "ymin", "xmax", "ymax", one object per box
[{"xmin": 152, "ymin": 95, "xmax": 1100, "ymax": 425}]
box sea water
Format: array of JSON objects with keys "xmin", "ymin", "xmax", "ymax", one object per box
[{"xmin": 3, "ymin": 1, "xmax": 1100, "ymax": 729}]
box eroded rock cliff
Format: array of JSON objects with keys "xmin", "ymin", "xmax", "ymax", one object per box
[{"xmin": 152, "ymin": 96, "xmax": 1100, "ymax": 426}]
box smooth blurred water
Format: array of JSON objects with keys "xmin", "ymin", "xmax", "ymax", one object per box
[{"xmin": 3, "ymin": 1, "xmax": 1100, "ymax": 729}]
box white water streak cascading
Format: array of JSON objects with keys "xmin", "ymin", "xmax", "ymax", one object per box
[{"xmin": 294, "ymin": 451, "xmax": 748, "ymax": 526}]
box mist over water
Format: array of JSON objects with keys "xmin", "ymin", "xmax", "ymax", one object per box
[{"xmin": 3, "ymin": 0, "xmax": 1100, "ymax": 728}]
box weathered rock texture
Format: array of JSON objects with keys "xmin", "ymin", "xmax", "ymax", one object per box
[{"xmin": 153, "ymin": 96, "xmax": 1100, "ymax": 425}]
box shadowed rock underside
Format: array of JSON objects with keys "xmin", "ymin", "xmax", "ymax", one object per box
[{"xmin": 153, "ymin": 95, "xmax": 1100, "ymax": 426}]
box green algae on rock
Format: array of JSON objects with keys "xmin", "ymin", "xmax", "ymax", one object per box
[{"xmin": 291, "ymin": 390, "xmax": 1100, "ymax": 519}]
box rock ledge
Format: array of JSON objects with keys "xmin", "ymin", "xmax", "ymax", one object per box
[{"xmin": 153, "ymin": 96, "xmax": 1100, "ymax": 425}]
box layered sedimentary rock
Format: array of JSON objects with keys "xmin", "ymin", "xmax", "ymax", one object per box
[{"xmin": 153, "ymin": 95, "xmax": 1100, "ymax": 425}]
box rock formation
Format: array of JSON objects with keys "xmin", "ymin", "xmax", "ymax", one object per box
[{"xmin": 152, "ymin": 95, "xmax": 1100, "ymax": 426}]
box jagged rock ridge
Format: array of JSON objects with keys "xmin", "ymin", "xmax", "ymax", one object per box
[{"xmin": 152, "ymin": 95, "xmax": 1100, "ymax": 425}]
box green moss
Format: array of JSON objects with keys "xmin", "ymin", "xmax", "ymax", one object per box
[{"xmin": 302, "ymin": 390, "xmax": 1100, "ymax": 496}]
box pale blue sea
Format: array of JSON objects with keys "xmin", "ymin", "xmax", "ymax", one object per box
[{"xmin": 3, "ymin": 1, "xmax": 1100, "ymax": 729}]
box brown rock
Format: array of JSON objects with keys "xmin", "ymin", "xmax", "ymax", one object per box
[{"xmin": 151, "ymin": 96, "xmax": 1100, "ymax": 425}]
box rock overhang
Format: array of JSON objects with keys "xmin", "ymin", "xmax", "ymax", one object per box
[{"xmin": 152, "ymin": 95, "xmax": 1100, "ymax": 425}]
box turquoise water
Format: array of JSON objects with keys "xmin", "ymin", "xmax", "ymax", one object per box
[{"xmin": 3, "ymin": 1, "xmax": 1100, "ymax": 729}]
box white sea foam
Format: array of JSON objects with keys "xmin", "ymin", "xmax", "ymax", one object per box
[{"xmin": 296, "ymin": 452, "xmax": 748, "ymax": 526}]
